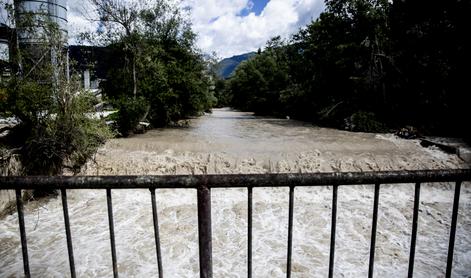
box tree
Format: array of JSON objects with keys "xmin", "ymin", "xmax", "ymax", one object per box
[
  {"xmin": 388, "ymin": 0, "xmax": 470, "ymax": 135},
  {"xmin": 1, "ymin": 3, "xmax": 112, "ymax": 175},
  {"xmin": 90, "ymin": 0, "xmax": 142, "ymax": 98},
  {"xmin": 89, "ymin": 0, "xmax": 214, "ymax": 131},
  {"xmin": 225, "ymin": 0, "xmax": 469, "ymax": 137}
]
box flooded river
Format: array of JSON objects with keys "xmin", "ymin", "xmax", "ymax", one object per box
[{"xmin": 1, "ymin": 108, "xmax": 470, "ymax": 277}]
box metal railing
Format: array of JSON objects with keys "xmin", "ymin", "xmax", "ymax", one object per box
[{"xmin": 1, "ymin": 169, "xmax": 470, "ymax": 278}]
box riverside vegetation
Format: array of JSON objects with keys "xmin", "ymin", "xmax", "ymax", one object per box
[
  {"xmin": 85, "ymin": 0, "xmax": 216, "ymax": 136},
  {"xmin": 0, "ymin": 0, "xmax": 215, "ymax": 175},
  {"xmin": 0, "ymin": 5, "xmax": 112, "ymax": 176},
  {"xmin": 216, "ymin": 0, "xmax": 469, "ymax": 140}
]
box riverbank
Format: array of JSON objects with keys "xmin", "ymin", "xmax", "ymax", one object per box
[
  {"xmin": 82, "ymin": 109, "xmax": 467, "ymax": 175},
  {"xmin": 1, "ymin": 109, "xmax": 470, "ymax": 277}
]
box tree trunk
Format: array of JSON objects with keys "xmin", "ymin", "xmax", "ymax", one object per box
[
  {"xmin": 132, "ymin": 56, "xmax": 137, "ymax": 99},
  {"xmin": 125, "ymin": 27, "xmax": 137, "ymax": 99}
]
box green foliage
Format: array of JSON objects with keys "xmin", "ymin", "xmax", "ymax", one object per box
[
  {"xmin": 19, "ymin": 92, "xmax": 112, "ymax": 175},
  {"xmin": 228, "ymin": 37, "xmax": 290, "ymax": 116},
  {"xmin": 344, "ymin": 111, "xmax": 388, "ymax": 133},
  {"xmin": 94, "ymin": 0, "xmax": 215, "ymax": 130},
  {"xmin": 3, "ymin": 75, "xmax": 112, "ymax": 175},
  {"xmin": 0, "ymin": 87, "xmax": 8, "ymax": 113},
  {"xmin": 226, "ymin": 0, "xmax": 469, "ymax": 136},
  {"xmin": 213, "ymin": 78, "xmax": 231, "ymax": 107},
  {"xmin": 115, "ymin": 96, "xmax": 148, "ymax": 137},
  {"xmin": 1, "ymin": 12, "xmax": 112, "ymax": 175}
]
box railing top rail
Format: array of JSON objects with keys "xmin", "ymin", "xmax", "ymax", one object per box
[{"xmin": 1, "ymin": 169, "xmax": 470, "ymax": 190}]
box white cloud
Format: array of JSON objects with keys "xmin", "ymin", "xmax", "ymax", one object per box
[
  {"xmin": 67, "ymin": 0, "xmax": 99, "ymax": 44},
  {"xmin": 182, "ymin": 0, "xmax": 325, "ymax": 58},
  {"xmin": 65, "ymin": 0, "xmax": 325, "ymax": 58},
  {"xmin": 0, "ymin": 0, "xmax": 13, "ymax": 26}
]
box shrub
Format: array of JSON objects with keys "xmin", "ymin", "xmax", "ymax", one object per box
[
  {"xmin": 0, "ymin": 4, "xmax": 112, "ymax": 178},
  {"xmin": 344, "ymin": 111, "xmax": 388, "ymax": 133},
  {"xmin": 4, "ymin": 78, "xmax": 113, "ymax": 175},
  {"xmin": 115, "ymin": 96, "xmax": 149, "ymax": 137}
]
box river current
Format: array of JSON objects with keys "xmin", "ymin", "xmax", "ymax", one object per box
[{"xmin": 0, "ymin": 108, "xmax": 470, "ymax": 277}]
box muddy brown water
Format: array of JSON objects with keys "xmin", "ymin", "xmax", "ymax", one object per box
[{"xmin": 0, "ymin": 108, "xmax": 470, "ymax": 277}]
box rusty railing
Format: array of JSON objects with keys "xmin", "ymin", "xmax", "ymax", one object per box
[{"xmin": 1, "ymin": 169, "xmax": 470, "ymax": 278}]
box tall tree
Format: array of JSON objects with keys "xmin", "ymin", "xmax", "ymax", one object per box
[
  {"xmin": 88, "ymin": 0, "xmax": 215, "ymax": 132},
  {"xmin": 90, "ymin": 0, "xmax": 142, "ymax": 98},
  {"xmin": 226, "ymin": 0, "xmax": 469, "ymax": 137}
]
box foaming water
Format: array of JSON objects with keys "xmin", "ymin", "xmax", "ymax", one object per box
[{"xmin": 1, "ymin": 109, "xmax": 470, "ymax": 277}]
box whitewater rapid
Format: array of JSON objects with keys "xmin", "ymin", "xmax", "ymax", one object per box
[{"xmin": 0, "ymin": 108, "xmax": 470, "ymax": 277}]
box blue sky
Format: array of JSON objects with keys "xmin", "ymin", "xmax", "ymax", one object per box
[{"xmin": 239, "ymin": 0, "xmax": 270, "ymax": 16}]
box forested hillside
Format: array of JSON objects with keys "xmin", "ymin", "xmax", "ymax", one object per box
[{"xmin": 215, "ymin": 52, "xmax": 256, "ymax": 79}]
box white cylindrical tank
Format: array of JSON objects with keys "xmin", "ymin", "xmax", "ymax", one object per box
[
  {"xmin": 15, "ymin": 0, "xmax": 68, "ymax": 44},
  {"xmin": 0, "ymin": 39, "xmax": 9, "ymax": 62},
  {"xmin": 0, "ymin": 24, "xmax": 12, "ymax": 64}
]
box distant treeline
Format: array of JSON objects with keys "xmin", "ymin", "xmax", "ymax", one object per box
[{"xmin": 216, "ymin": 0, "xmax": 470, "ymax": 137}]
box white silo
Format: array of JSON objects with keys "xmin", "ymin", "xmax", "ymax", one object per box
[
  {"xmin": 13, "ymin": 0, "xmax": 68, "ymax": 78},
  {"xmin": 15, "ymin": 0, "xmax": 68, "ymax": 44},
  {"xmin": 0, "ymin": 37, "xmax": 9, "ymax": 62}
]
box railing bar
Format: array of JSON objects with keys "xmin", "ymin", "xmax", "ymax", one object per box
[
  {"xmin": 61, "ymin": 189, "xmax": 76, "ymax": 278},
  {"xmin": 446, "ymin": 181, "xmax": 462, "ymax": 278},
  {"xmin": 407, "ymin": 182, "xmax": 421, "ymax": 278},
  {"xmin": 248, "ymin": 186, "xmax": 253, "ymax": 278},
  {"xmin": 106, "ymin": 189, "xmax": 119, "ymax": 278},
  {"xmin": 197, "ymin": 186, "xmax": 212, "ymax": 278},
  {"xmin": 368, "ymin": 184, "xmax": 380, "ymax": 278},
  {"xmin": 1, "ymin": 169, "xmax": 470, "ymax": 190},
  {"xmin": 0, "ymin": 171, "xmax": 468, "ymax": 278},
  {"xmin": 328, "ymin": 184, "xmax": 338, "ymax": 278},
  {"xmin": 150, "ymin": 189, "xmax": 163, "ymax": 278},
  {"xmin": 287, "ymin": 186, "xmax": 295, "ymax": 278},
  {"xmin": 15, "ymin": 189, "xmax": 30, "ymax": 278}
]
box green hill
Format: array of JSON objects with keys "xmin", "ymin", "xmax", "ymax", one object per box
[{"xmin": 215, "ymin": 52, "xmax": 256, "ymax": 79}]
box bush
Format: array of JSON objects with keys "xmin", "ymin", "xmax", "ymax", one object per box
[
  {"xmin": 4, "ymin": 80, "xmax": 113, "ymax": 175},
  {"xmin": 0, "ymin": 87, "xmax": 7, "ymax": 112},
  {"xmin": 115, "ymin": 96, "xmax": 149, "ymax": 137},
  {"xmin": 0, "ymin": 6, "xmax": 112, "ymax": 177},
  {"xmin": 344, "ymin": 111, "xmax": 388, "ymax": 133}
]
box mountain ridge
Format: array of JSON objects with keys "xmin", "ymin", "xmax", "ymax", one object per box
[{"xmin": 215, "ymin": 52, "xmax": 256, "ymax": 79}]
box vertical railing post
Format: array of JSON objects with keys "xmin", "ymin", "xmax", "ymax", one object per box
[
  {"xmin": 248, "ymin": 186, "xmax": 253, "ymax": 278},
  {"xmin": 286, "ymin": 186, "xmax": 295, "ymax": 278},
  {"xmin": 328, "ymin": 184, "xmax": 338, "ymax": 278},
  {"xmin": 15, "ymin": 189, "xmax": 30, "ymax": 278},
  {"xmin": 408, "ymin": 182, "xmax": 421, "ymax": 278},
  {"xmin": 446, "ymin": 181, "xmax": 462, "ymax": 278},
  {"xmin": 150, "ymin": 188, "xmax": 163, "ymax": 278},
  {"xmin": 61, "ymin": 189, "xmax": 76, "ymax": 278},
  {"xmin": 197, "ymin": 186, "xmax": 212, "ymax": 278},
  {"xmin": 368, "ymin": 184, "xmax": 380, "ymax": 278},
  {"xmin": 106, "ymin": 189, "xmax": 119, "ymax": 278}
]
